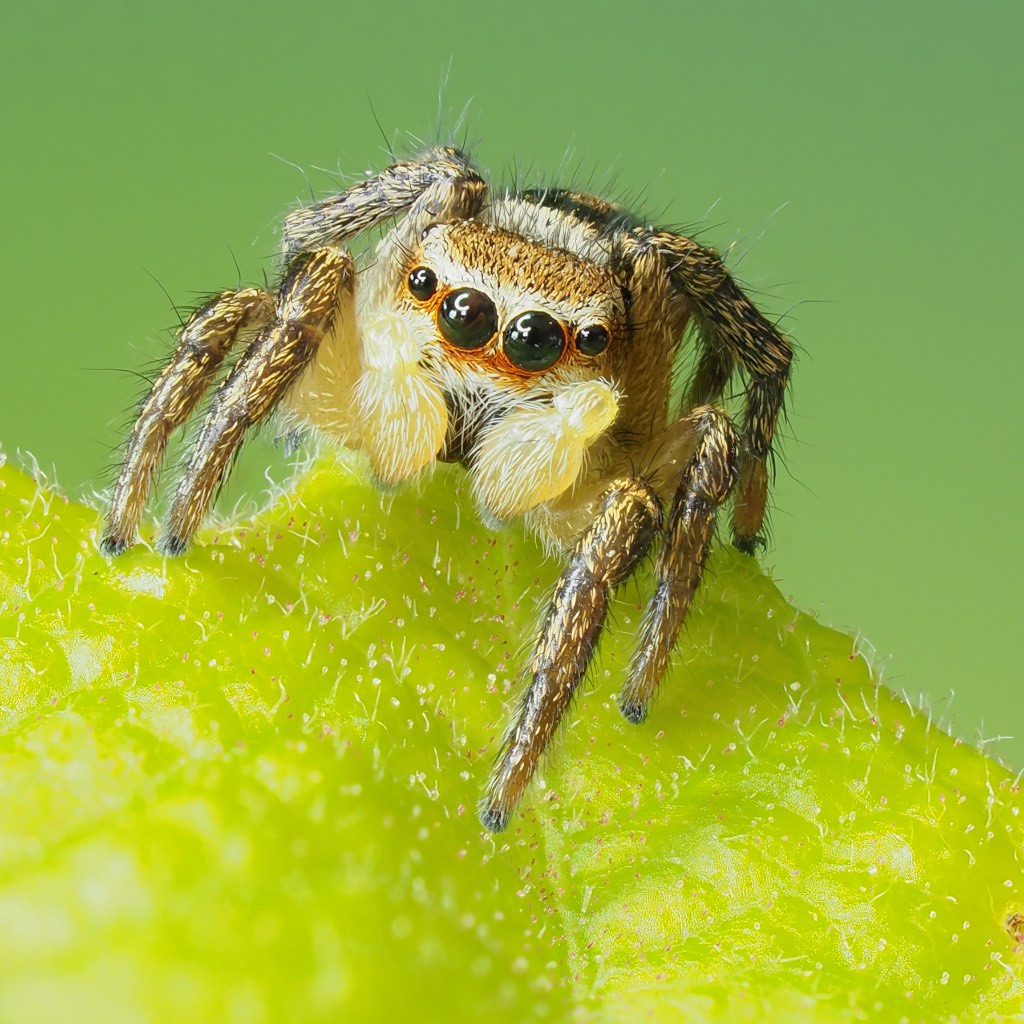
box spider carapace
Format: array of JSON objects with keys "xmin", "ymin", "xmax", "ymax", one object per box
[{"xmin": 101, "ymin": 147, "xmax": 792, "ymax": 832}]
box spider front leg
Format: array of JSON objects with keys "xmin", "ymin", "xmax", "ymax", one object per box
[
  {"xmin": 101, "ymin": 288, "xmax": 275, "ymax": 555},
  {"xmin": 283, "ymin": 146, "xmax": 485, "ymax": 258},
  {"xmin": 619, "ymin": 405, "xmax": 739, "ymax": 723},
  {"xmin": 480, "ymin": 480, "xmax": 662, "ymax": 832},
  {"xmin": 159, "ymin": 248, "xmax": 352, "ymax": 554}
]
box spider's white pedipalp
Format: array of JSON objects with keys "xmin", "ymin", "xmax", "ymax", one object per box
[
  {"xmin": 353, "ymin": 308, "xmax": 448, "ymax": 487},
  {"xmin": 470, "ymin": 378, "xmax": 620, "ymax": 524}
]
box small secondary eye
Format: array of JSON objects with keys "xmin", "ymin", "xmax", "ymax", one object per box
[
  {"xmin": 438, "ymin": 288, "xmax": 498, "ymax": 349},
  {"xmin": 503, "ymin": 311, "xmax": 565, "ymax": 371},
  {"xmin": 408, "ymin": 266, "xmax": 438, "ymax": 301},
  {"xmin": 576, "ymin": 324, "xmax": 609, "ymax": 356}
]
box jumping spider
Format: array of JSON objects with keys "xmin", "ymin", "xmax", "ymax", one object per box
[{"xmin": 101, "ymin": 147, "xmax": 792, "ymax": 832}]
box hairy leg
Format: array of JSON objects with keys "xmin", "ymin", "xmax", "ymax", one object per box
[
  {"xmin": 160, "ymin": 248, "xmax": 353, "ymax": 554},
  {"xmin": 481, "ymin": 479, "xmax": 662, "ymax": 832},
  {"xmin": 619, "ymin": 405, "xmax": 739, "ymax": 724},
  {"xmin": 283, "ymin": 147, "xmax": 485, "ymax": 257},
  {"xmin": 622, "ymin": 231, "xmax": 792, "ymax": 552},
  {"xmin": 101, "ymin": 288, "xmax": 274, "ymax": 555}
]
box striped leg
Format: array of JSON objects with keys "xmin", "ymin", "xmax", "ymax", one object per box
[
  {"xmin": 481, "ymin": 479, "xmax": 662, "ymax": 831},
  {"xmin": 159, "ymin": 248, "xmax": 352, "ymax": 554},
  {"xmin": 283, "ymin": 146, "xmax": 485, "ymax": 257},
  {"xmin": 619, "ymin": 406, "xmax": 740, "ymax": 723},
  {"xmin": 101, "ymin": 288, "xmax": 274, "ymax": 555},
  {"xmin": 624, "ymin": 231, "xmax": 793, "ymax": 552}
]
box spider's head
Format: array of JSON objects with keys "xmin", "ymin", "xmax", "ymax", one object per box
[
  {"xmin": 391, "ymin": 221, "xmax": 629, "ymax": 521},
  {"xmin": 355, "ymin": 219, "xmax": 628, "ymax": 521},
  {"xmin": 399, "ymin": 220, "xmax": 626, "ymax": 391}
]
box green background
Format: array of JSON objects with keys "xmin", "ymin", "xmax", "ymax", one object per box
[{"xmin": 1, "ymin": 1, "xmax": 1021, "ymax": 763}]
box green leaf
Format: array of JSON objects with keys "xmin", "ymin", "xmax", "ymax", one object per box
[{"xmin": 0, "ymin": 450, "xmax": 1021, "ymax": 1022}]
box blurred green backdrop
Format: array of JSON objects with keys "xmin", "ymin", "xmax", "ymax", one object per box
[{"xmin": 1, "ymin": 1, "xmax": 1021, "ymax": 762}]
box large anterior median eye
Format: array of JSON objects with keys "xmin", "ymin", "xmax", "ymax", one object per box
[
  {"xmin": 503, "ymin": 311, "xmax": 565, "ymax": 371},
  {"xmin": 438, "ymin": 288, "xmax": 498, "ymax": 349}
]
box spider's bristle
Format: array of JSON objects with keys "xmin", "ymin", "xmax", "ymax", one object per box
[
  {"xmin": 158, "ymin": 534, "xmax": 189, "ymax": 557},
  {"xmin": 618, "ymin": 697, "xmax": 648, "ymax": 725},
  {"xmin": 98, "ymin": 532, "xmax": 131, "ymax": 558},
  {"xmin": 733, "ymin": 535, "xmax": 763, "ymax": 557},
  {"xmin": 477, "ymin": 800, "xmax": 511, "ymax": 834}
]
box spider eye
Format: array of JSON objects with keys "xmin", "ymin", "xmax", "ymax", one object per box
[
  {"xmin": 438, "ymin": 288, "xmax": 498, "ymax": 349},
  {"xmin": 576, "ymin": 324, "xmax": 609, "ymax": 356},
  {"xmin": 503, "ymin": 311, "xmax": 565, "ymax": 371},
  {"xmin": 408, "ymin": 266, "xmax": 438, "ymax": 301}
]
